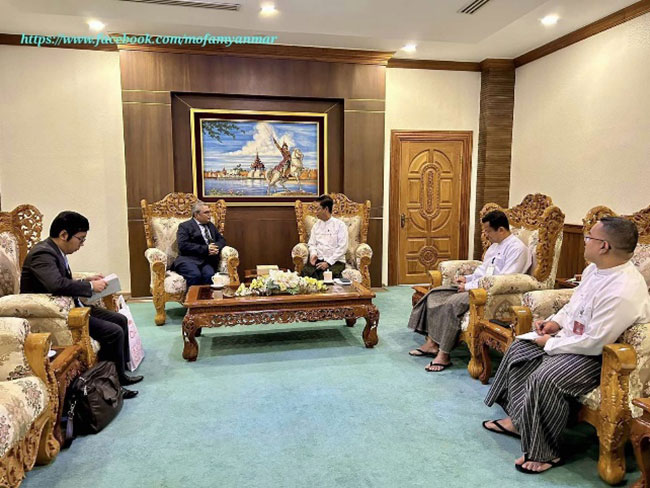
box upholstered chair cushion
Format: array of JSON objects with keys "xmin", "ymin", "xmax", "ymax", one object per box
[
  {"xmin": 219, "ymin": 246, "xmax": 239, "ymax": 274},
  {"xmin": 438, "ymin": 260, "xmax": 482, "ymax": 286},
  {"xmin": 0, "ymin": 376, "xmax": 48, "ymax": 458},
  {"xmin": 632, "ymin": 243, "xmax": 650, "ymax": 290},
  {"xmin": 509, "ymin": 227, "xmax": 563, "ymax": 288},
  {"xmin": 0, "ymin": 250, "xmax": 19, "ymax": 298},
  {"xmin": 0, "ymin": 232, "xmax": 20, "ymax": 298},
  {"xmin": 291, "ymin": 243, "xmax": 309, "ymax": 266},
  {"xmin": 150, "ymin": 217, "xmax": 186, "ymax": 268},
  {"xmin": 0, "ymin": 318, "xmax": 31, "ymax": 381},
  {"xmin": 163, "ymin": 271, "xmax": 187, "ymax": 295},
  {"xmin": 341, "ymin": 268, "xmax": 362, "ymax": 283},
  {"xmin": 0, "ymin": 232, "xmax": 19, "ymax": 272},
  {"xmin": 0, "ymin": 295, "xmax": 74, "ymax": 346}
]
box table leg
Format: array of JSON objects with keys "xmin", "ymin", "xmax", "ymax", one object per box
[
  {"xmin": 182, "ymin": 316, "xmax": 199, "ymax": 361},
  {"xmin": 362, "ymin": 305, "xmax": 379, "ymax": 348}
]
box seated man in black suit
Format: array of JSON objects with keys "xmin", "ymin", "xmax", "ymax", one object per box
[
  {"xmin": 171, "ymin": 201, "xmax": 226, "ymax": 287},
  {"xmin": 20, "ymin": 211, "xmax": 142, "ymax": 399}
]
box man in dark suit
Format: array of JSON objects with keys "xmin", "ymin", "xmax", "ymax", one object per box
[
  {"xmin": 21, "ymin": 211, "xmax": 142, "ymax": 399},
  {"xmin": 171, "ymin": 201, "xmax": 226, "ymax": 287}
]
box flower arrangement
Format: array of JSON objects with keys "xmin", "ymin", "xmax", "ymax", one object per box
[{"xmin": 235, "ymin": 270, "xmax": 328, "ymax": 297}]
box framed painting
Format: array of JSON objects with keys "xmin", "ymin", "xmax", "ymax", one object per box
[{"xmin": 191, "ymin": 108, "xmax": 327, "ymax": 205}]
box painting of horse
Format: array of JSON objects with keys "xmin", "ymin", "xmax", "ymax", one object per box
[{"xmin": 191, "ymin": 110, "xmax": 325, "ymax": 204}]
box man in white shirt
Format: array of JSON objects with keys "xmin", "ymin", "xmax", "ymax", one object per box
[
  {"xmin": 483, "ymin": 217, "xmax": 650, "ymax": 474},
  {"xmin": 408, "ymin": 210, "xmax": 532, "ymax": 372},
  {"xmin": 302, "ymin": 194, "xmax": 348, "ymax": 281}
]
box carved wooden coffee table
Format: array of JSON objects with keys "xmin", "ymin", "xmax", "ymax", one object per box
[{"xmin": 182, "ymin": 282, "xmax": 379, "ymax": 361}]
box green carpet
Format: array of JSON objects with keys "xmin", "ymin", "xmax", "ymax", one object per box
[{"xmin": 23, "ymin": 287, "xmax": 637, "ymax": 487}]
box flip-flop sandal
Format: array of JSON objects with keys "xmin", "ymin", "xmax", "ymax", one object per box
[
  {"xmin": 515, "ymin": 456, "xmax": 563, "ymax": 474},
  {"xmin": 425, "ymin": 360, "xmax": 452, "ymax": 372},
  {"xmin": 482, "ymin": 419, "xmax": 521, "ymax": 439},
  {"xmin": 409, "ymin": 348, "xmax": 438, "ymax": 358}
]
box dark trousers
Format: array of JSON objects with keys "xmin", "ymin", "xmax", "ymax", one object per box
[
  {"xmin": 174, "ymin": 261, "xmax": 216, "ymax": 287},
  {"xmin": 89, "ymin": 306, "xmax": 130, "ymax": 381},
  {"xmin": 301, "ymin": 260, "xmax": 346, "ymax": 280}
]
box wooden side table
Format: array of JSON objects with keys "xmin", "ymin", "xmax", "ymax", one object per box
[
  {"xmin": 555, "ymin": 278, "xmax": 580, "ymax": 289},
  {"xmin": 631, "ymin": 398, "xmax": 650, "ymax": 487}
]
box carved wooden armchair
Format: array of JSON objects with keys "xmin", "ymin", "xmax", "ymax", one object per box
[
  {"xmin": 291, "ymin": 193, "xmax": 372, "ymax": 288},
  {"xmin": 0, "ymin": 207, "xmax": 95, "ymax": 366},
  {"xmin": 0, "ymin": 318, "xmax": 60, "ymax": 487},
  {"xmin": 141, "ymin": 193, "xmax": 240, "ymax": 325},
  {"xmin": 411, "ymin": 194, "xmax": 565, "ymax": 378},
  {"xmin": 478, "ymin": 203, "xmax": 650, "ymax": 485}
]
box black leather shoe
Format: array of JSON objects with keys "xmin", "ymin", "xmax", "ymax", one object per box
[
  {"xmin": 120, "ymin": 374, "xmax": 143, "ymax": 386},
  {"xmin": 122, "ymin": 388, "xmax": 138, "ymax": 399}
]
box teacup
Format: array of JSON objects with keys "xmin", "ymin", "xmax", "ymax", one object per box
[{"xmin": 211, "ymin": 273, "xmax": 229, "ymax": 287}]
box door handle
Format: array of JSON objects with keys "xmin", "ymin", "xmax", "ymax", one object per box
[{"xmin": 400, "ymin": 213, "xmax": 406, "ymax": 228}]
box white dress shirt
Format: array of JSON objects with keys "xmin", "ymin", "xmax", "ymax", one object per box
[
  {"xmin": 308, "ymin": 217, "xmax": 348, "ymax": 266},
  {"xmin": 464, "ymin": 234, "xmax": 532, "ymax": 290},
  {"xmin": 545, "ymin": 261, "xmax": 650, "ymax": 356}
]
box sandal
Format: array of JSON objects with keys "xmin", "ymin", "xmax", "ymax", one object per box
[
  {"xmin": 409, "ymin": 348, "xmax": 438, "ymax": 358},
  {"xmin": 425, "ymin": 360, "xmax": 452, "ymax": 372},
  {"xmin": 482, "ymin": 419, "xmax": 520, "ymax": 439},
  {"xmin": 515, "ymin": 456, "xmax": 563, "ymax": 474}
]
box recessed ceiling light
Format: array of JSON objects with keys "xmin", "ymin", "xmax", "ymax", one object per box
[
  {"xmin": 401, "ymin": 43, "xmax": 417, "ymax": 53},
  {"xmin": 540, "ymin": 14, "xmax": 559, "ymax": 26},
  {"xmin": 87, "ymin": 20, "xmax": 105, "ymax": 31},
  {"xmin": 260, "ymin": 4, "xmax": 277, "ymax": 16}
]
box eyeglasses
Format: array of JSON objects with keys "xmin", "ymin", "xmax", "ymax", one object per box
[
  {"xmin": 584, "ymin": 234, "xmax": 608, "ymax": 245},
  {"xmin": 72, "ymin": 235, "xmax": 87, "ymax": 244}
]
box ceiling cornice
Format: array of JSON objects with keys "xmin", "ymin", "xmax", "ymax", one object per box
[{"xmin": 515, "ymin": 0, "xmax": 650, "ymax": 67}]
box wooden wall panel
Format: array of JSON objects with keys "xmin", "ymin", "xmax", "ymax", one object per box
[
  {"xmin": 557, "ymin": 224, "xmax": 586, "ymax": 280},
  {"xmin": 473, "ymin": 60, "xmax": 515, "ymax": 258},
  {"xmin": 120, "ymin": 51, "xmax": 386, "ymax": 99},
  {"xmin": 120, "ymin": 51, "xmax": 385, "ymax": 295}
]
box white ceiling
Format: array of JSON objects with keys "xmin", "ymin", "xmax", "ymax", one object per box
[{"xmin": 0, "ymin": 0, "xmax": 640, "ymax": 61}]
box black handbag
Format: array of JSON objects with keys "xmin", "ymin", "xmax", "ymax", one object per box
[{"xmin": 62, "ymin": 361, "xmax": 124, "ymax": 445}]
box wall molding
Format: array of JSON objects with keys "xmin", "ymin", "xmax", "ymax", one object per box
[
  {"xmin": 515, "ymin": 0, "xmax": 650, "ymax": 67},
  {"xmin": 387, "ymin": 58, "xmax": 481, "ymax": 71}
]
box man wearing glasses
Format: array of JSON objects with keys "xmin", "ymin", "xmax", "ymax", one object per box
[
  {"xmin": 483, "ymin": 217, "xmax": 650, "ymax": 474},
  {"xmin": 20, "ymin": 211, "xmax": 142, "ymax": 398}
]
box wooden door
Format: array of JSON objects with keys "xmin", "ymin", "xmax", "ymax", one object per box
[{"xmin": 389, "ymin": 131, "xmax": 472, "ymax": 285}]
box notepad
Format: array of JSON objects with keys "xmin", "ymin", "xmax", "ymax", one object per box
[
  {"xmin": 81, "ymin": 274, "xmax": 121, "ymax": 305},
  {"xmin": 515, "ymin": 331, "xmax": 541, "ymax": 341}
]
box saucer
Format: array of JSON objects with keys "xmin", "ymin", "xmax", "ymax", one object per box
[
  {"xmin": 323, "ymin": 280, "xmax": 334, "ymax": 285},
  {"xmin": 210, "ymin": 284, "xmax": 225, "ymax": 290}
]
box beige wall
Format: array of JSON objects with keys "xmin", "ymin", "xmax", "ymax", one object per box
[
  {"xmin": 511, "ymin": 13, "xmax": 650, "ymax": 224},
  {"xmin": 384, "ymin": 68, "xmax": 481, "ymax": 285},
  {"xmin": 0, "ymin": 46, "xmax": 131, "ymax": 291}
]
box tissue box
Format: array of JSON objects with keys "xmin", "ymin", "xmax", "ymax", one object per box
[{"xmin": 256, "ymin": 265, "xmax": 279, "ymax": 276}]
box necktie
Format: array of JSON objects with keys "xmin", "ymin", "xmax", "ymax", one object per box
[
  {"xmin": 63, "ymin": 255, "xmax": 72, "ymax": 278},
  {"xmin": 200, "ymin": 224, "xmax": 211, "ymax": 244},
  {"xmin": 64, "ymin": 255, "xmax": 83, "ymax": 307}
]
